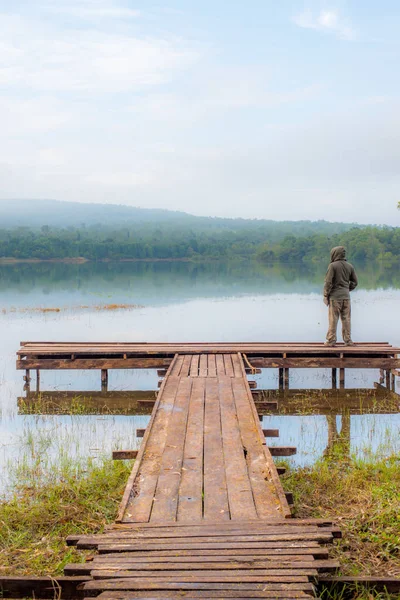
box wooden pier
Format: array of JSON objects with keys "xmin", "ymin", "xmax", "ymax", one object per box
[
  {"xmin": 16, "ymin": 341, "xmax": 400, "ymax": 393},
  {"xmin": 13, "ymin": 341, "xmax": 400, "ymax": 598},
  {"xmin": 60, "ymin": 351, "xmax": 343, "ymax": 599}
]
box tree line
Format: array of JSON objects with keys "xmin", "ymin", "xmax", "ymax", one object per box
[{"xmin": 0, "ymin": 224, "xmax": 398, "ymax": 263}]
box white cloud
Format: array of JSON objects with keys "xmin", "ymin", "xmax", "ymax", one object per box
[
  {"xmin": 293, "ymin": 9, "xmax": 355, "ymax": 40},
  {"xmin": 43, "ymin": 0, "xmax": 140, "ymax": 20},
  {"xmin": 0, "ymin": 11, "xmax": 199, "ymax": 93}
]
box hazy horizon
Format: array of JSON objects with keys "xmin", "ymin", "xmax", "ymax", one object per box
[{"xmin": 1, "ymin": 1, "xmax": 400, "ymax": 226}]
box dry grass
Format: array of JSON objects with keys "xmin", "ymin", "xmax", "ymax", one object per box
[
  {"xmin": 284, "ymin": 453, "xmax": 400, "ymax": 578},
  {"xmin": 0, "ymin": 458, "xmax": 131, "ymax": 576}
]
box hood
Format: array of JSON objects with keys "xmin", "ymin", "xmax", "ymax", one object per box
[{"xmin": 330, "ymin": 246, "xmax": 346, "ymax": 262}]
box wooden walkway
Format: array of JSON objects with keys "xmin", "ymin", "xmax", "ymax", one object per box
[{"xmin": 66, "ymin": 353, "xmax": 340, "ymax": 599}]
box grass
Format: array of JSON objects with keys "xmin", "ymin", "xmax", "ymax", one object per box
[
  {"xmin": 283, "ymin": 451, "xmax": 400, "ymax": 578},
  {"xmin": 0, "ymin": 458, "xmax": 131, "ymax": 576}
]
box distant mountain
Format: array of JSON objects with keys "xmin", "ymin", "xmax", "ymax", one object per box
[
  {"xmin": 0, "ymin": 199, "xmax": 358, "ymax": 236},
  {"xmin": 0, "ymin": 199, "xmax": 193, "ymax": 228}
]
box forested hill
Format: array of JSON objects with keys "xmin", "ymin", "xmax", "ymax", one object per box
[
  {"xmin": 0, "ymin": 200, "xmax": 396, "ymax": 263},
  {"xmin": 0, "ymin": 199, "xmax": 355, "ymax": 236}
]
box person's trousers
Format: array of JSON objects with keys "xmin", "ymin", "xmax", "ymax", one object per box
[{"xmin": 326, "ymin": 299, "xmax": 352, "ymax": 343}]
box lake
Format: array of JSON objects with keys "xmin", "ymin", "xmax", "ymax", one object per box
[{"xmin": 1, "ymin": 260, "xmax": 399, "ymax": 494}]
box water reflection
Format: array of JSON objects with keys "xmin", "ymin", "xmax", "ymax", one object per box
[{"xmin": 1, "ymin": 260, "xmax": 399, "ymax": 493}]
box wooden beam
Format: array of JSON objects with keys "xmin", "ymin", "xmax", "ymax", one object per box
[
  {"xmin": 17, "ymin": 358, "xmax": 173, "ymax": 370},
  {"xmin": 268, "ymin": 446, "xmax": 297, "ymax": 456},
  {"xmin": 251, "ymin": 358, "xmax": 400, "ymax": 369},
  {"xmin": 101, "ymin": 369, "xmax": 108, "ymax": 392},
  {"xmin": 112, "ymin": 450, "xmax": 138, "ymax": 460},
  {"xmin": 0, "ymin": 576, "xmax": 90, "ymax": 599},
  {"xmin": 263, "ymin": 429, "xmax": 280, "ymax": 438}
]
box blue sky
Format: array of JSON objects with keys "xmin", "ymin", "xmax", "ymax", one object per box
[{"xmin": 0, "ymin": 0, "xmax": 399, "ymax": 224}]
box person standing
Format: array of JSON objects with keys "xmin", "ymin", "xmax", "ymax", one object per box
[{"xmin": 323, "ymin": 246, "xmax": 358, "ymax": 346}]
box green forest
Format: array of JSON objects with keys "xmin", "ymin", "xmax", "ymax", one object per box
[{"xmin": 0, "ymin": 222, "xmax": 398, "ymax": 263}]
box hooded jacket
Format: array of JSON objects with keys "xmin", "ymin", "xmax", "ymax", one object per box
[{"xmin": 323, "ymin": 246, "xmax": 358, "ymax": 301}]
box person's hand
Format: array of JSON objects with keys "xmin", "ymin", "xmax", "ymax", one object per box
[{"xmin": 323, "ymin": 297, "xmax": 329, "ymax": 306}]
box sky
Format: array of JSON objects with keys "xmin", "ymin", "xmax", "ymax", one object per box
[{"xmin": 0, "ymin": 0, "xmax": 400, "ymax": 225}]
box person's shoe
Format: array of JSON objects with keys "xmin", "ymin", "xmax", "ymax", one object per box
[
  {"xmin": 344, "ymin": 340, "xmax": 355, "ymax": 346},
  {"xmin": 324, "ymin": 341, "xmax": 336, "ymax": 346}
]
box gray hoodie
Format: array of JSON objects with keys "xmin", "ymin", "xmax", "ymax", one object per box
[{"xmin": 323, "ymin": 246, "xmax": 358, "ymax": 301}]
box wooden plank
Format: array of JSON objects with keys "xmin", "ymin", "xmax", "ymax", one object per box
[
  {"xmin": 223, "ymin": 354, "xmax": 235, "ymax": 377},
  {"xmin": 107, "ymin": 516, "xmax": 336, "ymax": 528},
  {"xmin": 112, "ymin": 450, "xmax": 138, "ymax": 460},
  {"xmin": 170, "ymin": 355, "xmax": 184, "ymax": 376},
  {"xmin": 88, "ymin": 547, "xmax": 329, "ymax": 559},
  {"xmin": 79, "ymin": 525, "xmax": 325, "ymax": 543},
  {"xmin": 263, "ymin": 429, "xmax": 279, "ymax": 438},
  {"xmin": 97, "ymin": 534, "xmax": 334, "ymax": 552},
  {"xmin": 177, "ymin": 377, "xmax": 205, "ymax": 522},
  {"xmin": 215, "ymin": 354, "xmax": 225, "ymax": 376},
  {"xmin": 231, "ymin": 376, "xmax": 282, "ymax": 519},
  {"xmin": 78, "ymin": 529, "xmax": 328, "ymax": 548},
  {"xmin": 180, "ymin": 355, "xmax": 192, "ymax": 378},
  {"xmin": 235, "ymin": 355, "xmax": 292, "ymax": 519},
  {"xmin": 120, "ymin": 362, "xmax": 180, "ymax": 523},
  {"xmin": 189, "ymin": 355, "xmax": 199, "ymax": 377},
  {"xmin": 219, "ymin": 376, "xmax": 258, "ymax": 521},
  {"xmin": 83, "ymin": 577, "xmax": 313, "ymax": 590},
  {"xmin": 199, "ymin": 354, "xmax": 208, "ymax": 377},
  {"xmin": 88, "ymin": 559, "xmax": 337, "ymax": 572},
  {"xmin": 0, "ymin": 576, "xmax": 90, "ymax": 599},
  {"xmin": 231, "ymin": 353, "xmax": 244, "ymax": 378},
  {"xmin": 150, "ymin": 377, "xmax": 193, "ymax": 522},
  {"xmin": 203, "ymin": 377, "xmax": 230, "ymax": 520},
  {"xmin": 268, "ymin": 447, "xmax": 297, "ymax": 457},
  {"xmin": 207, "ymin": 354, "xmax": 217, "ymax": 377},
  {"xmin": 90, "ymin": 568, "xmax": 319, "ymax": 579},
  {"xmin": 94, "ymin": 592, "xmax": 316, "ymax": 599}
]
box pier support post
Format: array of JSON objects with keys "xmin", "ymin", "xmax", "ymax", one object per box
[
  {"xmin": 284, "ymin": 368, "xmax": 289, "ymax": 389},
  {"xmin": 391, "ymin": 372, "xmax": 396, "ymax": 392},
  {"xmin": 101, "ymin": 369, "xmax": 108, "ymax": 392},
  {"xmin": 386, "ymin": 370, "xmax": 391, "ymax": 389},
  {"xmin": 279, "ymin": 368, "xmax": 284, "ymax": 391},
  {"xmin": 339, "ymin": 368, "xmax": 345, "ymax": 389},
  {"xmin": 24, "ymin": 369, "xmax": 31, "ymax": 392},
  {"xmin": 36, "ymin": 369, "xmax": 40, "ymax": 392},
  {"xmin": 331, "ymin": 368, "xmax": 337, "ymax": 389}
]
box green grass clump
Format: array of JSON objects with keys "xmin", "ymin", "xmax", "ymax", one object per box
[
  {"xmin": 284, "ymin": 453, "xmax": 400, "ymax": 578},
  {"xmin": 0, "ymin": 458, "xmax": 131, "ymax": 575}
]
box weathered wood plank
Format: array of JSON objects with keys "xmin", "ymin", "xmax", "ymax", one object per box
[
  {"xmin": 150, "ymin": 377, "xmax": 193, "ymax": 522},
  {"xmin": 219, "ymin": 377, "xmax": 258, "ymax": 521},
  {"xmin": 199, "ymin": 354, "xmax": 208, "ymax": 377},
  {"xmin": 215, "ymin": 354, "xmax": 225, "ymax": 376},
  {"xmin": 203, "ymin": 377, "xmax": 230, "ymax": 520},
  {"xmin": 0, "ymin": 576, "xmax": 90, "ymax": 599},
  {"xmin": 97, "ymin": 534, "xmax": 334, "ymax": 552},
  {"xmin": 120, "ymin": 363, "xmax": 180, "ymax": 523},
  {"xmin": 231, "ymin": 376, "xmax": 281, "ymax": 519},
  {"xmin": 177, "ymin": 377, "xmax": 205, "ymax": 522},
  {"xmin": 94, "ymin": 592, "xmax": 315, "ymax": 599},
  {"xmin": 208, "ymin": 354, "xmax": 217, "ymax": 377},
  {"xmin": 112, "ymin": 450, "xmax": 138, "ymax": 460},
  {"xmin": 83, "ymin": 577, "xmax": 313, "ymax": 591},
  {"xmin": 88, "ymin": 559, "xmax": 337, "ymax": 572},
  {"xmin": 223, "ymin": 354, "xmax": 235, "ymax": 378},
  {"xmin": 189, "ymin": 355, "xmax": 199, "ymax": 377}
]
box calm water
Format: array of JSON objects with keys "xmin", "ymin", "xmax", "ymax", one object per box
[{"xmin": 1, "ymin": 260, "xmax": 399, "ymax": 494}]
